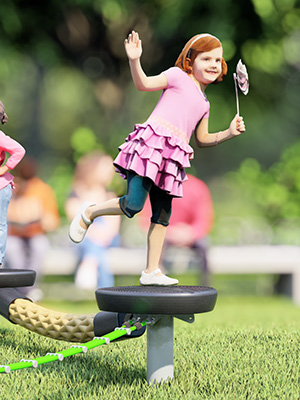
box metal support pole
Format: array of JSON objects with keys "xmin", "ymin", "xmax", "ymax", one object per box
[{"xmin": 147, "ymin": 315, "xmax": 174, "ymax": 384}]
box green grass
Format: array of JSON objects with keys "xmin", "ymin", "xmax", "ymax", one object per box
[{"xmin": 0, "ymin": 295, "xmax": 299, "ymax": 399}]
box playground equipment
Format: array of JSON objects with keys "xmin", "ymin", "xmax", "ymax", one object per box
[
  {"xmin": 0, "ymin": 269, "xmax": 217, "ymax": 384},
  {"xmin": 0, "ymin": 316, "xmax": 147, "ymax": 373},
  {"xmin": 96, "ymin": 285, "xmax": 217, "ymax": 383},
  {"xmin": 0, "ymin": 268, "xmax": 146, "ymax": 373}
]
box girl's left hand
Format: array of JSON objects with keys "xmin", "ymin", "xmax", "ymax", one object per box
[{"xmin": 230, "ymin": 115, "xmax": 246, "ymax": 137}]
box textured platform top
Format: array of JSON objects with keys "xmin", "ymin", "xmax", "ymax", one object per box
[{"xmin": 96, "ymin": 285, "xmax": 218, "ymax": 315}]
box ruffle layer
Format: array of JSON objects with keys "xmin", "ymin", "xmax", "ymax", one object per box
[{"xmin": 113, "ymin": 122, "xmax": 194, "ymax": 197}]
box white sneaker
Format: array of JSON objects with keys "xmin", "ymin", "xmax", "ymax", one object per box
[
  {"xmin": 69, "ymin": 201, "xmax": 95, "ymax": 243},
  {"xmin": 139, "ymin": 268, "xmax": 179, "ymax": 286}
]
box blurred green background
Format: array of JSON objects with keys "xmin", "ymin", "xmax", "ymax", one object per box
[{"xmin": 1, "ymin": 0, "xmax": 299, "ymax": 244}]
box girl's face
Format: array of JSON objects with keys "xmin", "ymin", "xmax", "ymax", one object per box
[{"xmin": 192, "ymin": 47, "xmax": 223, "ymax": 87}]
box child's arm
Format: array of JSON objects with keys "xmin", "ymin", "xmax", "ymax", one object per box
[
  {"xmin": 195, "ymin": 115, "xmax": 246, "ymax": 148},
  {"xmin": 0, "ymin": 131, "xmax": 26, "ymax": 171},
  {"xmin": 125, "ymin": 31, "xmax": 168, "ymax": 91}
]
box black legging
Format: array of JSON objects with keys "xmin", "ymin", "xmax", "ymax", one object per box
[{"xmin": 119, "ymin": 170, "xmax": 173, "ymax": 226}]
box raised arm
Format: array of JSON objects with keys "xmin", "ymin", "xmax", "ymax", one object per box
[
  {"xmin": 195, "ymin": 115, "xmax": 246, "ymax": 148},
  {"xmin": 125, "ymin": 31, "xmax": 168, "ymax": 91}
]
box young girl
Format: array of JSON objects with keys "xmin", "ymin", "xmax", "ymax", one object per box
[
  {"xmin": 69, "ymin": 31, "xmax": 246, "ymax": 285},
  {"xmin": 0, "ymin": 101, "xmax": 26, "ymax": 266}
]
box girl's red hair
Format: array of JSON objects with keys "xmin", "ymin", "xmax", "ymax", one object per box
[{"xmin": 175, "ymin": 34, "xmax": 227, "ymax": 84}]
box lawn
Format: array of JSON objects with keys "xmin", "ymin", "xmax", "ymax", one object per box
[{"xmin": 0, "ymin": 291, "xmax": 299, "ymax": 399}]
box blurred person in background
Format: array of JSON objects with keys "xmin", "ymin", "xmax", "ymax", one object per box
[
  {"xmin": 0, "ymin": 101, "xmax": 26, "ymax": 267},
  {"xmin": 65, "ymin": 151, "xmax": 121, "ymax": 290},
  {"xmin": 139, "ymin": 174, "xmax": 214, "ymax": 285},
  {"xmin": 5, "ymin": 156, "xmax": 60, "ymax": 300}
]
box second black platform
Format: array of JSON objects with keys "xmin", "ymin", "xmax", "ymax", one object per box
[{"xmin": 0, "ymin": 269, "xmax": 36, "ymax": 288}]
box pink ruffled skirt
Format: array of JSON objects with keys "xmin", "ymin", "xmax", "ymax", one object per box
[{"xmin": 113, "ymin": 120, "xmax": 194, "ymax": 197}]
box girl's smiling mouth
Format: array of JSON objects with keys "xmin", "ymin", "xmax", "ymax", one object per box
[{"xmin": 206, "ymin": 69, "xmax": 218, "ymax": 74}]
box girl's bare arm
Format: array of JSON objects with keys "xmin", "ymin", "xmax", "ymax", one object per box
[
  {"xmin": 125, "ymin": 31, "xmax": 168, "ymax": 91},
  {"xmin": 195, "ymin": 115, "xmax": 246, "ymax": 148}
]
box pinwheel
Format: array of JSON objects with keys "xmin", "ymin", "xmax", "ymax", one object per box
[{"xmin": 233, "ymin": 59, "xmax": 249, "ymax": 115}]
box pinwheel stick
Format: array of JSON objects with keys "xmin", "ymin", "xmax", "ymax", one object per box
[{"xmin": 233, "ymin": 73, "xmax": 240, "ymax": 116}]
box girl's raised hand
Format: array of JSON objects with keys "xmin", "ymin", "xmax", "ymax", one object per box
[
  {"xmin": 125, "ymin": 31, "xmax": 142, "ymax": 61},
  {"xmin": 229, "ymin": 115, "xmax": 246, "ymax": 137}
]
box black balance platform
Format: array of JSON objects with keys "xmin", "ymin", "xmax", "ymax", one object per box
[
  {"xmin": 0, "ymin": 269, "xmax": 36, "ymax": 288},
  {"xmin": 96, "ymin": 285, "xmax": 218, "ymax": 385},
  {"xmin": 96, "ymin": 285, "xmax": 217, "ymax": 315}
]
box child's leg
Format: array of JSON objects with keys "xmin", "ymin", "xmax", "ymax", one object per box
[
  {"xmin": 140, "ymin": 186, "xmax": 178, "ymax": 285},
  {"xmin": 85, "ymin": 171, "xmax": 153, "ymax": 226},
  {"xmin": 145, "ymin": 186, "xmax": 172, "ymax": 273},
  {"xmin": 70, "ymin": 171, "xmax": 152, "ymax": 242},
  {"xmin": 0, "ymin": 184, "xmax": 12, "ymax": 264},
  {"xmin": 81, "ymin": 198, "xmax": 123, "ymax": 229},
  {"xmin": 145, "ymin": 222, "xmax": 167, "ymax": 274}
]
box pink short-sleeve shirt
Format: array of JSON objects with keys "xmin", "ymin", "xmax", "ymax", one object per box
[{"xmin": 148, "ymin": 67, "xmax": 210, "ymax": 141}]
